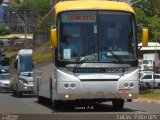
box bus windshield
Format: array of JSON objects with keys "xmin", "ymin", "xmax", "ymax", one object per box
[
  {"xmin": 58, "ymin": 11, "xmax": 136, "ymax": 63},
  {"xmin": 19, "ymin": 55, "xmax": 32, "ymax": 72}
]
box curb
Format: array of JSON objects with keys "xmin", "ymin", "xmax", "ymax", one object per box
[{"xmin": 133, "ymin": 98, "xmax": 160, "ymax": 104}]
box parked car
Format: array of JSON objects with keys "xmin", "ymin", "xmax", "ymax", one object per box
[
  {"xmin": 139, "ymin": 73, "xmax": 160, "ymax": 88},
  {"xmin": 0, "ymin": 73, "xmax": 11, "ymax": 91},
  {"xmin": 0, "ymin": 65, "xmax": 9, "ymax": 74}
]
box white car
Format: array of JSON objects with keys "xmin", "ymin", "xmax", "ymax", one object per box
[
  {"xmin": 0, "ymin": 73, "xmax": 11, "ymax": 91},
  {"xmin": 140, "ymin": 73, "xmax": 160, "ymax": 88}
]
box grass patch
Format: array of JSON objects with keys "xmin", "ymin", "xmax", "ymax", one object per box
[
  {"xmin": 4, "ymin": 51, "xmax": 17, "ymax": 58},
  {"xmin": 139, "ymin": 91, "xmax": 160, "ymax": 99},
  {"xmin": 32, "ymin": 41, "xmax": 52, "ymax": 63}
]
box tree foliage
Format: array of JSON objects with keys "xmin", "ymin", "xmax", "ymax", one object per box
[
  {"xmin": 0, "ymin": 24, "xmax": 9, "ymax": 36},
  {"xmin": 11, "ymin": 0, "xmax": 51, "ymax": 11},
  {"xmin": 10, "ymin": 0, "xmax": 52, "ymax": 25},
  {"xmin": 131, "ymin": 0, "xmax": 160, "ymax": 42}
]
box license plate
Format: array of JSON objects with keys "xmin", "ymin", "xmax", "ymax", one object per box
[
  {"xmin": 5, "ymin": 85, "xmax": 9, "ymax": 87},
  {"xmin": 118, "ymin": 89, "xmax": 130, "ymax": 93}
]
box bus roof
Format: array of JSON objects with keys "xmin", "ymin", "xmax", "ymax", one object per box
[
  {"xmin": 18, "ymin": 49, "xmax": 33, "ymax": 56},
  {"xmin": 54, "ymin": 0, "xmax": 135, "ymax": 15}
]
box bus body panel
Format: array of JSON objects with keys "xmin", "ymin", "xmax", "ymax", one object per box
[
  {"xmin": 33, "ymin": 63, "xmax": 54, "ymax": 99},
  {"xmin": 55, "ymin": 68, "xmax": 138, "ymax": 100}
]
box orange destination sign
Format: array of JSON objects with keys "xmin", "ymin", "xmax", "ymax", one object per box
[
  {"xmin": 68, "ymin": 15, "xmax": 95, "ymax": 20},
  {"xmin": 62, "ymin": 14, "xmax": 96, "ymax": 22}
]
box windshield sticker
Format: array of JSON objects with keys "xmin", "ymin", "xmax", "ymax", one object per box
[
  {"xmin": 63, "ymin": 49, "xmax": 71, "ymax": 59},
  {"xmin": 94, "ymin": 25, "xmax": 97, "ymax": 33}
]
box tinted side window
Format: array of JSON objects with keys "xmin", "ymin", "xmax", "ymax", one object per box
[
  {"xmin": 154, "ymin": 75, "xmax": 160, "ymax": 79},
  {"xmin": 142, "ymin": 75, "xmax": 152, "ymax": 79}
]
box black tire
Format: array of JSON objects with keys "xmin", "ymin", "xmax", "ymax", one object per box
[
  {"xmin": 36, "ymin": 78, "xmax": 39, "ymax": 97},
  {"xmin": 12, "ymin": 90, "xmax": 17, "ymax": 96},
  {"xmin": 158, "ymin": 84, "xmax": 160, "ymax": 89},
  {"xmin": 146, "ymin": 82, "xmax": 151, "ymax": 89},
  {"xmin": 52, "ymin": 100, "xmax": 64, "ymax": 110},
  {"xmin": 38, "ymin": 96, "xmax": 44, "ymax": 103},
  {"xmin": 12, "ymin": 84, "xmax": 18, "ymax": 97},
  {"xmin": 127, "ymin": 99, "xmax": 132, "ymax": 102},
  {"xmin": 112, "ymin": 99, "xmax": 124, "ymax": 110},
  {"xmin": 17, "ymin": 91, "xmax": 23, "ymax": 97}
]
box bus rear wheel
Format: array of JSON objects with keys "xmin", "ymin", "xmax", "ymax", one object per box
[
  {"xmin": 38, "ymin": 96, "xmax": 45, "ymax": 103},
  {"xmin": 12, "ymin": 90, "xmax": 17, "ymax": 96},
  {"xmin": 112, "ymin": 99, "xmax": 124, "ymax": 110},
  {"xmin": 158, "ymin": 83, "xmax": 160, "ymax": 89},
  {"xmin": 17, "ymin": 91, "xmax": 23, "ymax": 97}
]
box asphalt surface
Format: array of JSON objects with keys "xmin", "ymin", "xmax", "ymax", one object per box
[
  {"xmin": 0, "ymin": 92, "xmax": 160, "ymax": 120},
  {"xmin": 0, "ymin": 92, "xmax": 160, "ymax": 113}
]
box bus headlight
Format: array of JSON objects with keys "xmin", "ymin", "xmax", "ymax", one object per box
[
  {"xmin": 64, "ymin": 83, "xmax": 69, "ymax": 88},
  {"xmin": 124, "ymin": 83, "xmax": 129, "ymax": 87},
  {"xmin": 70, "ymin": 83, "xmax": 75, "ymax": 88},
  {"xmin": 130, "ymin": 83, "xmax": 134, "ymax": 87}
]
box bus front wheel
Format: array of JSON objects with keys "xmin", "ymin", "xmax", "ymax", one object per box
[{"xmin": 112, "ymin": 99, "xmax": 124, "ymax": 110}]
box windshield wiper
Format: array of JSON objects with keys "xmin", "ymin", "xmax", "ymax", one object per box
[
  {"xmin": 75, "ymin": 56, "xmax": 84, "ymax": 63},
  {"xmin": 107, "ymin": 49, "xmax": 124, "ymax": 63},
  {"xmin": 75, "ymin": 43, "xmax": 95, "ymax": 63},
  {"xmin": 102, "ymin": 46, "xmax": 124, "ymax": 63}
]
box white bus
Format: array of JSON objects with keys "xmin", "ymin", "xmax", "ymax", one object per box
[
  {"xmin": 10, "ymin": 49, "xmax": 33, "ymax": 97},
  {"xmin": 33, "ymin": 0, "xmax": 148, "ymax": 110}
]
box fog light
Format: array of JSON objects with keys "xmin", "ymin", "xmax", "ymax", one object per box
[
  {"xmin": 65, "ymin": 94, "xmax": 69, "ymax": 98},
  {"xmin": 25, "ymin": 86, "xmax": 27, "ymax": 90},
  {"xmin": 64, "ymin": 83, "xmax": 69, "ymax": 88},
  {"xmin": 128, "ymin": 94, "xmax": 132, "ymax": 97},
  {"xmin": 71, "ymin": 83, "xmax": 75, "ymax": 88},
  {"xmin": 124, "ymin": 83, "xmax": 128, "ymax": 87}
]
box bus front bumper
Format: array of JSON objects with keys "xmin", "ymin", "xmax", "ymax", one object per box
[{"xmin": 54, "ymin": 81, "xmax": 139, "ymax": 101}]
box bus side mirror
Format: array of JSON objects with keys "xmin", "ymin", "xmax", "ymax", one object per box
[
  {"xmin": 142, "ymin": 28, "xmax": 148, "ymax": 47},
  {"xmin": 51, "ymin": 29, "xmax": 57, "ymax": 48}
]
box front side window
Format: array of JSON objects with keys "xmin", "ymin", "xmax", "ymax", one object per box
[
  {"xmin": 143, "ymin": 60, "xmax": 153, "ymax": 65},
  {"xmin": 154, "ymin": 75, "xmax": 160, "ymax": 79},
  {"xmin": 58, "ymin": 11, "xmax": 136, "ymax": 63},
  {"xmin": 142, "ymin": 75, "xmax": 152, "ymax": 79}
]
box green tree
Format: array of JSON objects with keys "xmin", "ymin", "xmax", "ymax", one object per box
[
  {"xmin": 0, "ymin": 24, "xmax": 9, "ymax": 36},
  {"xmin": 131, "ymin": 0, "xmax": 160, "ymax": 17},
  {"xmin": 10, "ymin": 0, "xmax": 52, "ymax": 25},
  {"xmin": 131, "ymin": 0, "xmax": 160, "ymax": 42}
]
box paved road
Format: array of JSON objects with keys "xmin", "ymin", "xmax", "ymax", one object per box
[
  {"xmin": 0, "ymin": 92, "xmax": 53, "ymax": 114},
  {"xmin": 0, "ymin": 92, "xmax": 160, "ymax": 113},
  {"xmin": 0, "ymin": 92, "xmax": 160, "ymax": 120}
]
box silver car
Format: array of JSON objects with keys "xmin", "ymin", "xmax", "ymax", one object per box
[
  {"xmin": 140, "ymin": 73, "xmax": 160, "ymax": 88},
  {"xmin": 0, "ymin": 73, "xmax": 11, "ymax": 91}
]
